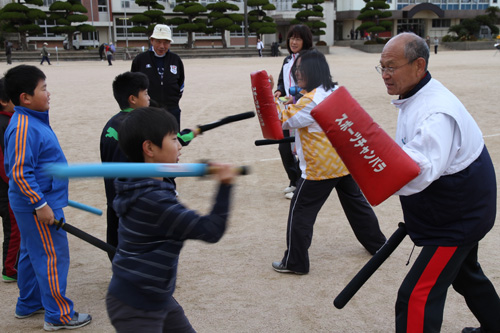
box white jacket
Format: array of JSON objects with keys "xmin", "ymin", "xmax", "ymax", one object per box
[{"xmin": 393, "ymin": 78, "xmax": 484, "ymax": 195}]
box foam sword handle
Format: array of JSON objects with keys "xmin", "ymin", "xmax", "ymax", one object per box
[
  {"xmin": 197, "ymin": 111, "xmax": 256, "ymax": 134},
  {"xmin": 254, "ymin": 137, "xmax": 295, "ymax": 146},
  {"xmin": 333, "ymin": 222, "xmax": 408, "ymax": 309},
  {"xmin": 45, "ymin": 163, "xmax": 249, "ymax": 179},
  {"xmin": 67, "ymin": 200, "xmax": 103, "ymax": 216},
  {"xmin": 54, "ymin": 218, "xmax": 116, "ymax": 256}
]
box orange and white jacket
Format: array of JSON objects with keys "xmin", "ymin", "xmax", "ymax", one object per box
[{"xmin": 281, "ymin": 86, "xmax": 349, "ymax": 181}]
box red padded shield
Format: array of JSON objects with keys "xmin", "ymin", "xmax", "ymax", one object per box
[
  {"xmin": 250, "ymin": 70, "xmax": 284, "ymax": 140},
  {"xmin": 311, "ymin": 86, "xmax": 420, "ymax": 206}
]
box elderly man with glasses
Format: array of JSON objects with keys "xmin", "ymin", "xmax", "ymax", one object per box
[{"xmin": 377, "ymin": 32, "xmax": 500, "ymax": 333}]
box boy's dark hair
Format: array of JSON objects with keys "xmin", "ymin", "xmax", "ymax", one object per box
[
  {"xmin": 4, "ymin": 65, "xmax": 46, "ymax": 106},
  {"xmin": 119, "ymin": 107, "xmax": 179, "ymax": 162},
  {"xmin": 293, "ymin": 49, "xmax": 337, "ymax": 92},
  {"xmin": 286, "ymin": 25, "xmax": 313, "ymax": 54},
  {"xmin": 112, "ymin": 72, "xmax": 149, "ymax": 110},
  {"xmin": 0, "ymin": 78, "xmax": 10, "ymax": 111}
]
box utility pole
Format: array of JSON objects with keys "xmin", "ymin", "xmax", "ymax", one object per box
[{"xmin": 244, "ymin": 0, "xmax": 248, "ymax": 48}]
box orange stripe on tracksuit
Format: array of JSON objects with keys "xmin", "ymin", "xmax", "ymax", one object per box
[
  {"xmin": 12, "ymin": 115, "xmax": 41, "ymax": 204},
  {"xmin": 34, "ymin": 215, "xmax": 72, "ymax": 323},
  {"xmin": 406, "ymin": 246, "xmax": 457, "ymax": 333}
]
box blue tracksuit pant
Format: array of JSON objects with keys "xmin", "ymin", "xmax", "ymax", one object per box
[{"xmin": 14, "ymin": 208, "xmax": 75, "ymax": 325}]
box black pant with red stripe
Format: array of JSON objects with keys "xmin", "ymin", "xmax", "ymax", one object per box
[
  {"xmin": 396, "ymin": 243, "xmax": 500, "ymax": 332},
  {"xmin": 1, "ymin": 200, "xmax": 19, "ymax": 278}
]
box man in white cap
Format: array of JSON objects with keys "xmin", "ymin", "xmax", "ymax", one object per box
[{"xmin": 131, "ymin": 24, "xmax": 185, "ymax": 126}]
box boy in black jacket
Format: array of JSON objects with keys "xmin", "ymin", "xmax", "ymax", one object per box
[
  {"xmin": 100, "ymin": 72, "xmax": 150, "ymax": 261},
  {"xmin": 101, "ymin": 73, "xmax": 198, "ymax": 262},
  {"xmin": 106, "ymin": 107, "xmax": 236, "ymax": 332}
]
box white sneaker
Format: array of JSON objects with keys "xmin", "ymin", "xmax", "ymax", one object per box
[
  {"xmin": 285, "ymin": 192, "xmax": 294, "ymax": 200},
  {"xmin": 283, "ymin": 186, "xmax": 296, "ymax": 194}
]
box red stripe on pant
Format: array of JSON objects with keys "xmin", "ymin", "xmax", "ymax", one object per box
[
  {"xmin": 407, "ymin": 246, "xmax": 457, "ymax": 333},
  {"xmin": 4, "ymin": 205, "xmax": 20, "ymax": 277}
]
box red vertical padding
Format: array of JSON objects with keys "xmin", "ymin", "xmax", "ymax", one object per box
[
  {"xmin": 310, "ymin": 86, "xmax": 420, "ymax": 206},
  {"xmin": 250, "ymin": 70, "xmax": 284, "ymax": 140}
]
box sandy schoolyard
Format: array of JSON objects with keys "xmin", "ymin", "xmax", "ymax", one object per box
[{"xmin": 0, "ymin": 46, "xmax": 499, "ymax": 332}]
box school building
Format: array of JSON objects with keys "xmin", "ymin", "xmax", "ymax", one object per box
[
  {"xmin": 1, "ymin": 0, "xmax": 498, "ymax": 50},
  {"xmin": 335, "ymin": 0, "xmax": 499, "ymax": 41}
]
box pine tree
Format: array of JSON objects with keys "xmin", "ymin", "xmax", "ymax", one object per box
[
  {"xmin": 49, "ymin": 0, "xmax": 95, "ymax": 50},
  {"xmin": 129, "ymin": 0, "xmax": 167, "ymax": 37},
  {"xmin": 247, "ymin": 0, "xmax": 276, "ymax": 39},
  {"xmin": 0, "ymin": 0, "xmax": 46, "ymax": 50},
  {"xmin": 290, "ymin": 0, "xmax": 327, "ymax": 37},
  {"xmin": 167, "ymin": 0, "xmax": 207, "ymax": 48},
  {"xmin": 356, "ymin": 0, "xmax": 392, "ymax": 41},
  {"xmin": 206, "ymin": 0, "xmax": 243, "ymax": 48}
]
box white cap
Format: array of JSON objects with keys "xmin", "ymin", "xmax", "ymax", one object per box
[{"xmin": 150, "ymin": 24, "xmax": 173, "ymax": 43}]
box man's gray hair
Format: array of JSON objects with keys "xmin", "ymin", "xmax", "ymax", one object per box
[{"xmin": 399, "ymin": 32, "xmax": 429, "ymax": 71}]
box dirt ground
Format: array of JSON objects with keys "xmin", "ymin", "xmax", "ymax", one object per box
[{"xmin": 0, "ymin": 46, "xmax": 499, "ymax": 333}]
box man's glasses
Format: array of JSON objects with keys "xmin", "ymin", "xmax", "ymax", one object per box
[
  {"xmin": 375, "ymin": 62, "xmax": 412, "ymax": 75},
  {"xmin": 289, "ymin": 37, "xmax": 303, "ymax": 42}
]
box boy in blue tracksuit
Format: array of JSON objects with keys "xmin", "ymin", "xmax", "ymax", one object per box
[
  {"xmin": 4, "ymin": 65, "xmax": 91, "ymax": 331},
  {"xmin": 106, "ymin": 107, "xmax": 236, "ymax": 332}
]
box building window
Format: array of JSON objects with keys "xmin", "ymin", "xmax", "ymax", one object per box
[
  {"xmin": 43, "ymin": 0, "xmax": 57, "ymax": 6},
  {"xmin": 121, "ymin": 0, "xmax": 130, "ymax": 8},
  {"xmin": 115, "ymin": 17, "xmax": 147, "ymax": 38},
  {"xmin": 34, "ymin": 19, "xmax": 57, "ymax": 37},
  {"xmin": 98, "ymin": 0, "xmax": 108, "ymax": 12},
  {"xmin": 230, "ymin": 25, "xmax": 257, "ymax": 37},
  {"xmin": 432, "ymin": 19, "xmax": 451, "ymax": 28}
]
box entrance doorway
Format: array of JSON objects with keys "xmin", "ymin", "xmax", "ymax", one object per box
[{"xmin": 397, "ymin": 19, "xmax": 425, "ymax": 37}]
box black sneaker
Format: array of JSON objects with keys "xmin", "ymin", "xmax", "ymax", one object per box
[
  {"xmin": 44, "ymin": 312, "xmax": 91, "ymax": 331},
  {"xmin": 462, "ymin": 328, "xmax": 482, "ymax": 333},
  {"xmin": 272, "ymin": 261, "xmax": 307, "ymax": 275},
  {"xmin": 15, "ymin": 308, "xmax": 45, "ymax": 319}
]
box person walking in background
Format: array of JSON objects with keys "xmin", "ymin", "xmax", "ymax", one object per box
[
  {"xmin": 5, "ymin": 41, "xmax": 12, "ymax": 65},
  {"xmin": 273, "ymin": 25, "xmax": 312, "ymax": 200},
  {"xmin": 99, "ymin": 43, "xmax": 105, "ymax": 61},
  {"xmin": 377, "ymin": 32, "xmax": 500, "ymax": 333},
  {"xmin": 105, "ymin": 43, "xmax": 114, "ymax": 66},
  {"xmin": 131, "ymin": 24, "xmax": 185, "ymax": 127},
  {"xmin": 0, "ymin": 77, "xmax": 19, "ymax": 283},
  {"xmin": 257, "ymin": 38, "xmax": 264, "ymax": 57},
  {"xmin": 40, "ymin": 43, "xmax": 51, "ymax": 65},
  {"xmin": 271, "ymin": 50, "xmax": 387, "ymax": 275},
  {"xmin": 434, "ymin": 36, "xmax": 439, "ymax": 54}
]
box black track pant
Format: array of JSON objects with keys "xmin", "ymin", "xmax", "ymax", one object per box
[
  {"xmin": 281, "ymin": 175, "xmax": 386, "ymax": 273},
  {"xmin": 396, "ymin": 243, "xmax": 500, "ymax": 332}
]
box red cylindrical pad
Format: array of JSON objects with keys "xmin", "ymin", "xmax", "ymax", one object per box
[
  {"xmin": 250, "ymin": 70, "xmax": 284, "ymax": 140},
  {"xmin": 311, "ymin": 86, "xmax": 420, "ymax": 206}
]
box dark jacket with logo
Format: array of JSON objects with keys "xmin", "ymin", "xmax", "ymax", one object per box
[{"xmin": 131, "ymin": 50, "xmax": 184, "ymax": 109}]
